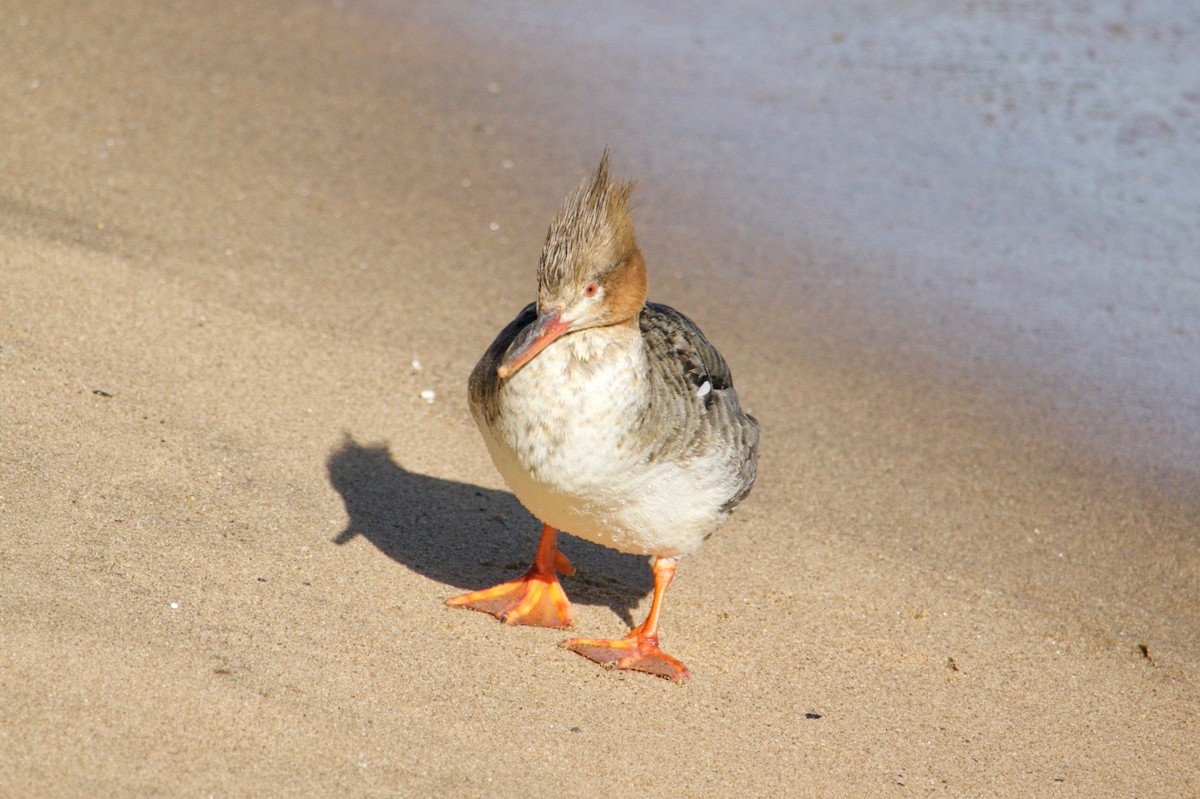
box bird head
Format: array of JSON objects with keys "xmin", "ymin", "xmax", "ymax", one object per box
[{"xmin": 498, "ymin": 151, "xmax": 648, "ymax": 379}]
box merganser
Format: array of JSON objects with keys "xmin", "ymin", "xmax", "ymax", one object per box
[{"xmin": 448, "ymin": 152, "xmax": 760, "ymax": 682}]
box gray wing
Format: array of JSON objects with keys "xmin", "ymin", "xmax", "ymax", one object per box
[
  {"xmin": 639, "ymin": 302, "xmax": 761, "ymax": 514},
  {"xmin": 468, "ymin": 302, "xmax": 537, "ymax": 427}
]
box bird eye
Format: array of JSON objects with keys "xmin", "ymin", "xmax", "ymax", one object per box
[{"xmin": 583, "ymin": 282, "xmax": 599, "ymax": 298}]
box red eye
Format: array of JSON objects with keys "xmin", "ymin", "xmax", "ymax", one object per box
[{"xmin": 583, "ymin": 282, "xmax": 599, "ymax": 298}]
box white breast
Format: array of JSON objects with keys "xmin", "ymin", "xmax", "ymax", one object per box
[{"xmin": 475, "ymin": 327, "xmax": 727, "ymax": 557}]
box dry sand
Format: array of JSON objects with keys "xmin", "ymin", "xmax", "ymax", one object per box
[{"xmin": 2, "ymin": 1, "xmax": 1197, "ymax": 796}]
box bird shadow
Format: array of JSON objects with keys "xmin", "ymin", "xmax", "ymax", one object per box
[{"xmin": 326, "ymin": 434, "xmax": 652, "ymax": 626}]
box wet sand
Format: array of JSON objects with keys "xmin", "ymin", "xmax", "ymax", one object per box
[{"xmin": 2, "ymin": 1, "xmax": 1197, "ymax": 796}]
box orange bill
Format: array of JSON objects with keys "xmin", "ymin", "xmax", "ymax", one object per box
[{"xmin": 496, "ymin": 310, "xmax": 569, "ymax": 378}]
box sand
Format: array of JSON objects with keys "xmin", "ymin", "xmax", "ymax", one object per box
[{"xmin": 2, "ymin": 1, "xmax": 1197, "ymax": 796}]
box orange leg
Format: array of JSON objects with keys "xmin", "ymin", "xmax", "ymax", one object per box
[
  {"xmin": 562, "ymin": 556, "xmax": 690, "ymax": 683},
  {"xmin": 446, "ymin": 524, "xmax": 574, "ymax": 628}
]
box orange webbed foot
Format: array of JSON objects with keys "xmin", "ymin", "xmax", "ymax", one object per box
[
  {"xmin": 561, "ymin": 555, "xmax": 690, "ymax": 683},
  {"xmin": 446, "ymin": 558, "xmax": 573, "ymax": 628},
  {"xmin": 562, "ymin": 625, "xmax": 690, "ymax": 683},
  {"xmin": 446, "ymin": 525, "xmax": 574, "ymax": 628}
]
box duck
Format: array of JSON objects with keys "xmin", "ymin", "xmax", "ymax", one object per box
[{"xmin": 447, "ymin": 152, "xmax": 760, "ymax": 682}]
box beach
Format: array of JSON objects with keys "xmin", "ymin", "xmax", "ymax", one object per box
[{"xmin": 2, "ymin": 1, "xmax": 1197, "ymax": 795}]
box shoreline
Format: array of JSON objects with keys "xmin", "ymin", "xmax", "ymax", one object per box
[{"xmin": 2, "ymin": 1, "xmax": 1196, "ymax": 795}]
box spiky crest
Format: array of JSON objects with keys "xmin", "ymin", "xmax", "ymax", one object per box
[{"xmin": 537, "ymin": 150, "xmax": 637, "ymax": 303}]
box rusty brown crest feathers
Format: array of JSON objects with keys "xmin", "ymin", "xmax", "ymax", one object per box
[{"xmin": 537, "ymin": 151, "xmax": 638, "ymax": 303}]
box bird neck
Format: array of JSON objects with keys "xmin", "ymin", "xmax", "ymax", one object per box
[{"xmin": 604, "ymin": 247, "xmax": 648, "ymax": 326}]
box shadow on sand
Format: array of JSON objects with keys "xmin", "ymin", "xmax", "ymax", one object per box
[{"xmin": 326, "ymin": 434, "xmax": 652, "ymax": 626}]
